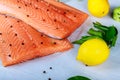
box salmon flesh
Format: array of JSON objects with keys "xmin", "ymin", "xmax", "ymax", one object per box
[
  {"xmin": 0, "ymin": 0, "xmax": 88, "ymax": 39},
  {"xmin": 0, "ymin": 14, "xmax": 72, "ymax": 66}
]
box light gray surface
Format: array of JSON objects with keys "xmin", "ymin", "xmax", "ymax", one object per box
[{"xmin": 0, "ymin": 0, "xmax": 120, "ymax": 80}]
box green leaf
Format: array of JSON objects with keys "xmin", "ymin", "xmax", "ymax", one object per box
[
  {"xmin": 111, "ymin": 36, "xmax": 118, "ymax": 47},
  {"xmin": 93, "ymin": 22, "xmax": 108, "ymax": 31},
  {"xmin": 87, "ymin": 28, "xmax": 103, "ymax": 38},
  {"xmin": 104, "ymin": 26, "xmax": 117, "ymax": 41},
  {"xmin": 103, "ymin": 26, "xmax": 118, "ymax": 47},
  {"xmin": 72, "ymin": 36, "xmax": 101, "ymax": 44},
  {"xmin": 93, "ymin": 22, "xmax": 118, "ymax": 48},
  {"xmin": 73, "ymin": 22, "xmax": 118, "ymax": 48},
  {"xmin": 68, "ymin": 76, "xmax": 91, "ymax": 80}
]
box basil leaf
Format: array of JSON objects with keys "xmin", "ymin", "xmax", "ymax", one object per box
[{"xmin": 68, "ymin": 76, "xmax": 91, "ymax": 80}]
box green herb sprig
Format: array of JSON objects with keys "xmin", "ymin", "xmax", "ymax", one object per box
[{"xmin": 73, "ymin": 22, "xmax": 118, "ymax": 48}]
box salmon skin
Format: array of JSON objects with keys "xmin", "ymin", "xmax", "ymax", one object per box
[
  {"xmin": 0, "ymin": 0, "xmax": 88, "ymax": 39},
  {"xmin": 0, "ymin": 14, "xmax": 72, "ymax": 66}
]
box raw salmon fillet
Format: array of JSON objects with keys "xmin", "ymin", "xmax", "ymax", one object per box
[
  {"xmin": 45, "ymin": 0, "xmax": 85, "ymax": 13},
  {"xmin": 0, "ymin": 14, "xmax": 72, "ymax": 66},
  {"xmin": 0, "ymin": 0, "xmax": 88, "ymax": 39}
]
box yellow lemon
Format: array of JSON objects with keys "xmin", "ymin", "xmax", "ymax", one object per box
[
  {"xmin": 88, "ymin": 0, "xmax": 110, "ymax": 17},
  {"xmin": 77, "ymin": 38, "xmax": 110, "ymax": 66}
]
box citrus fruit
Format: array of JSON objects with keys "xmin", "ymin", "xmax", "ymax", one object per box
[
  {"xmin": 88, "ymin": 0, "xmax": 110, "ymax": 17},
  {"xmin": 77, "ymin": 38, "xmax": 110, "ymax": 66}
]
